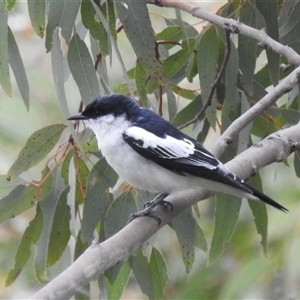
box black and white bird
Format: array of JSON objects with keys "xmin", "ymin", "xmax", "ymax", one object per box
[{"xmin": 68, "ymin": 94, "xmax": 287, "ymax": 221}]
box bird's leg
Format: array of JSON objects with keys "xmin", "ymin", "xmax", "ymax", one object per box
[{"xmin": 128, "ymin": 193, "xmax": 172, "ymax": 225}]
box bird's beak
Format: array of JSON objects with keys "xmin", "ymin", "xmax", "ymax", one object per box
[{"xmin": 67, "ymin": 113, "xmax": 88, "ymax": 121}]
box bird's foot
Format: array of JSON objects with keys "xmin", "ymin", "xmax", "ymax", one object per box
[{"xmin": 128, "ymin": 193, "xmax": 171, "ymax": 225}]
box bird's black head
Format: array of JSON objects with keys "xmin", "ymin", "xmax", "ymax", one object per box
[{"xmin": 67, "ymin": 94, "xmax": 140, "ymax": 121}]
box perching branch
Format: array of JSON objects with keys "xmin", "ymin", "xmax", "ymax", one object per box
[
  {"xmin": 148, "ymin": 0, "xmax": 300, "ymax": 66},
  {"xmin": 30, "ymin": 122, "xmax": 300, "ymax": 300}
]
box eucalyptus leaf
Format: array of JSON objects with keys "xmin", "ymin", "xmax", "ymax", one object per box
[
  {"xmin": 8, "ymin": 27, "xmax": 30, "ymax": 110},
  {"xmin": 0, "ymin": 2, "xmax": 11, "ymax": 96},
  {"xmin": 7, "ymin": 124, "xmax": 66, "ymax": 180},
  {"xmin": 6, "ymin": 203, "xmax": 43, "ymax": 286},
  {"xmin": 81, "ymin": 159, "xmax": 117, "ymax": 243},
  {"xmin": 47, "ymin": 185, "xmax": 71, "ymax": 267},
  {"xmin": 68, "ymin": 33, "xmax": 100, "ymax": 105},
  {"xmin": 171, "ymin": 207, "xmax": 195, "ymax": 273},
  {"xmin": 27, "ymin": 0, "xmax": 45, "ymax": 38},
  {"xmin": 208, "ymin": 194, "xmax": 241, "ymax": 266}
]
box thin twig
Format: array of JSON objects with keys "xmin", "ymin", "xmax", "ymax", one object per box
[{"xmin": 178, "ymin": 30, "xmax": 231, "ymax": 130}]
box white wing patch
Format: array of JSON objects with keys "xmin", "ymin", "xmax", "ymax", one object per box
[{"xmin": 125, "ymin": 126, "xmax": 217, "ymax": 170}]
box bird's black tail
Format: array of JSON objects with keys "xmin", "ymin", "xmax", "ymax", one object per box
[{"xmin": 243, "ymin": 182, "xmax": 288, "ymax": 212}]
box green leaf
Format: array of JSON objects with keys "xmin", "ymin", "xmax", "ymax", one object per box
[
  {"xmin": 193, "ymin": 217, "xmax": 208, "ymax": 252},
  {"xmin": 0, "ymin": 175, "xmax": 25, "ymax": 198},
  {"xmin": 0, "ymin": 167, "xmax": 52, "ymax": 224},
  {"xmin": 81, "ymin": 159, "xmax": 117, "ymax": 243},
  {"xmin": 74, "ymin": 230, "xmax": 89, "ymax": 260},
  {"xmin": 256, "ymin": 0, "xmax": 280, "ymax": 86},
  {"xmin": 247, "ymin": 176, "xmax": 268, "ymax": 254},
  {"xmin": 172, "ymin": 95, "xmax": 202, "ymax": 127},
  {"xmin": 0, "ymin": 2, "xmax": 11, "ymax": 96},
  {"xmin": 197, "ymin": 26, "xmax": 219, "ymax": 129},
  {"xmin": 279, "ymin": 1, "xmax": 300, "ymax": 45},
  {"xmin": 47, "ymin": 185, "xmax": 71, "ymax": 267},
  {"xmin": 171, "ymin": 207, "xmax": 195, "ymax": 273},
  {"xmin": 7, "ymin": 124, "xmax": 66, "ymax": 180},
  {"xmin": 155, "ymin": 26, "xmax": 182, "ymax": 50},
  {"xmin": 129, "ymin": 249, "xmax": 154, "ymax": 299},
  {"xmin": 73, "ymin": 157, "xmax": 89, "ymax": 205},
  {"xmin": 60, "ymin": 150, "xmax": 73, "ymax": 186},
  {"xmin": 149, "ymin": 248, "xmax": 169, "ymax": 299},
  {"xmin": 6, "ymin": 0, "xmax": 16, "ymax": 11},
  {"xmin": 115, "ymin": 1, "xmax": 166, "ymax": 83},
  {"xmin": 8, "ymin": 27, "xmax": 30, "ymax": 111},
  {"xmin": 208, "ymin": 194, "xmax": 241, "ymax": 265},
  {"xmin": 34, "ymin": 168, "xmax": 65, "ymax": 282},
  {"xmin": 81, "ymin": 0, "xmax": 109, "ymax": 55},
  {"xmin": 105, "ymin": 192, "xmax": 137, "ymax": 238},
  {"xmin": 68, "ymin": 33, "xmax": 100, "ymax": 106},
  {"xmin": 163, "ymin": 45, "xmax": 190, "ymax": 79},
  {"xmin": 106, "ymin": 261, "xmax": 131, "ymax": 300},
  {"xmin": 60, "ymin": 0, "xmax": 80, "ymax": 44},
  {"xmin": 294, "ymin": 151, "xmax": 300, "ymax": 178},
  {"xmin": 28, "ymin": 0, "xmax": 45, "ymax": 38},
  {"xmin": 238, "ymin": 2, "xmax": 257, "ymax": 96},
  {"xmin": 166, "ymin": 89, "xmax": 177, "ymax": 121},
  {"xmin": 6, "ymin": 203, "xmax": 43, "ymax": 286},
  {"xmin": 222, "ymin": 39, "xmax": 239, "ymax": 131},
  {"xmin": 135, "ymin": 61, "xmax": 148, "ymax": 106}
]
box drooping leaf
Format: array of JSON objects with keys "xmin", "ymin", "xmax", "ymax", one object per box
[
  {"xmin": 172, "ymin": 95, "xmax": 202, "ymax": 127},
  {"xmin": 6, "ymin": 203, "xmax": 43, "ymax": 286},
  {"xmin": 81, "ymin": 0, "xmax": 109, "ymax": 55},
  {"xmin": 106, "ymin": 261, "xmax": 131, "ymax": 300},
  {"xmin": 0, "ymin": 167, "xmax": 52, "ymax": 224},
  {"xmin": 0, "ymin": 2, "xmax": 11, "ymax": 96},
  {"xmin": 166, "ymin": 89, "xmax": 177, "ymax": 121},
  {"xmin": 129, "ymin": 249, "xmax": 155, "ymax": 299},
  {"xmin": 47, "ymin": 185, "xmax": 71, "ymax": 267},
  {"xmin": 247, "ymin": 176, "xmax": 268, "ymax": 254},
  {"xmin": 171, "ymin": 207, "xmax": 195, "ymax": 273},
  {"xmin": 7, "ymin": 124, "xmax": 66, "ymax": 180},
  {"xmin": 0, "ymin": 175, "xmax": 25, "ymax": 198},
  {"xmin": 73, "ymin": 157, "xmax": 89, "ymax": 205},
  {"xmin": 34, "ymin": 168, "xmax": 65, "ymax": 282},
  {"xmin": 208, "ymin": 194, "xmax": 241, "ymax": 266},
  {"xmin": 135, "ymin": 61, "xmax": 148, "ymax": 106},
  {"xmin": 149, "ymin": 248, "xmax": 169, "ymax": 299},
  {"xmin": 27, "ymin": 0, "xmax": 45, "ymax": 38},
  {"xmin": 8, "ymin": 27, "xmax": 30, "ymax": 111},
  {"xmin": 163, "ymin": 44, "xmax": 190, "ymax": 79},
  {"xmin": 115, "ymin": 1, "xmax": 166, "ymax": 83},
  {"xmin": 256, "ymin": 0, "xmax": 280, "ymax": 86},
  {"xmin": 155, "ymin": 26, "xmax": 182, "ymax": 50},
  {"xmin": 81, "ymin": 159, "xmax": 117, "ymax": 243},
  {"xmin": 294, "ymin": 150, "xmax": 300, "ymax": 178},
  {"xmin": 197, "ymin": 26, "xmax": 219, "ymax": 129},
  {"xmin": 238, "ymin": 2, "xmax": 257, "ymax": 96},
  {"xmin": 68, "ymin": 33, "xmax": 100, "ymax": 106},
  {"xmin": 221, "ymin": 39, "xmax": 239, "ymax": 131},
  {"xmin": 279, "ymin": 1, "xmax": 300, "ymax": 45},
  {"xmin": 105, "ymin": 192, "xmax": 137, "ymax": 238}
]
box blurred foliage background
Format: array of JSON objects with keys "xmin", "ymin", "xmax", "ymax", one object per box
[{"xmin": 0, "ymin": 1, "xmax": 300, "ymax": 299}]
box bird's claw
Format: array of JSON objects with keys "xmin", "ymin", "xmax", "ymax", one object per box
[{"xmin": 127, "ymin": 193, "xmax": 171, "ymax": 225}]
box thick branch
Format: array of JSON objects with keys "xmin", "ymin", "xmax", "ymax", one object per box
[
  {"xmin": 30, "ymin": 122, "xmax": 300, "ymax": 300},
  {"xmin": 148, "ymin": 0, "xmax": 300, "ymax": 66}
]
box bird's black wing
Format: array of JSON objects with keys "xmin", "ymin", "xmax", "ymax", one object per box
[
  {"xmin": 123, "ymin": 125, "xmax": 288, "ymax": 212},
  {"xmin": 123, "ymin": 125, "xmax": 250, "ymax": 192}
]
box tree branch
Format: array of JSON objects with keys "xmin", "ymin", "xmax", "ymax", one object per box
[
  {"xmin": 148, "ymin": 0, "xmax": 300, "ymax": 65},
  {"xmin": 211, "ymin": 66, "xmax": 300, "ymax": 158},
  {"xmin": 30, "ymin": 122, "xmax": 300, "ymax": 300}
]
